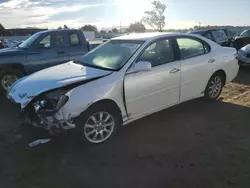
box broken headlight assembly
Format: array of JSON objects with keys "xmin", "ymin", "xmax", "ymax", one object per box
[
  {"xmin": 24, "ymin": 89, "xmax": 71, "ymax": 134},
  {"xmin": 35, "ymin": 90, "xmax": 69, "ymax": 115}
]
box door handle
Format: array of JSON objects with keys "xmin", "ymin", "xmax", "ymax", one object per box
[
  {"xmin": 169, "ymin": 68, "xmax": 180, "ymax": 74},
  {"xmin": 208, "ymin": 58, "xmax": 215, "ymax": 63},
  {"xmin": 57, "ymin": 51, "xmax": 65, "ymax": 54}
]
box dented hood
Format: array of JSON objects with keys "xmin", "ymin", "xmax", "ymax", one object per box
[{"xmin": 8, "ymin": 61, "xmax": 112, "ymax": 106}]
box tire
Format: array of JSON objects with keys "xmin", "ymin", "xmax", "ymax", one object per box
[
  {"xmin": 75, "ymin": 102, "xmax": 122, "ymax": 144},
  {"xmin": 0, "ymin": 69, "xmax": 23, "ymax": 93},
  {"xmin": 204, "ymin": 72, "xmax": 225, "ymax": 101}
]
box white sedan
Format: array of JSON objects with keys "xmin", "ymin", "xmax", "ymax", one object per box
[{"xmin": 8, "ymin": 32, "xmax": 239, "ymax": 144}]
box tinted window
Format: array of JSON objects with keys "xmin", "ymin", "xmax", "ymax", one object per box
[
  {"xmin": 138, "ymin": 39, "xmax": 174, "ymax": 67},
  {"xmin": 204, "ymin": 32, "xmax": 213, "ymax": 40},
  {"xmin": 177, "ymin": 38, "xmax": 205, "ymax": 59},
  {"xmin": 55, "ymin": 34, "xmax": 64, "ymax": 47},
  {"xmin": 211, "ymin": 30, "xmax": 227, "ymax": 43},
  {"xmin": 38, "ymin": 35, "xmax": 51, "ymax": 48},
  {"xmin": 69, "ymin": 33, "xmax": 80, "ymax": 46}
]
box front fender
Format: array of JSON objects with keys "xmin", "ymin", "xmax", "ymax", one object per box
[{"xmin": 56, "ymin": 73, "xmax": 127, "ymax": 122}]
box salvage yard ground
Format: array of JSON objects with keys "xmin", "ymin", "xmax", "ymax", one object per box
[{"xmin": 1, "ymin": 68, "xmax": 250, "ymax": 188}]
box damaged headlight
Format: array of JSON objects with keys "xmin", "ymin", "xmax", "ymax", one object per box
[{"xmin": 34, "ymin": 90, "xmax": 69, "ymax": 114}]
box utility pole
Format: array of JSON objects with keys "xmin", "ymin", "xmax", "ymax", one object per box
[{"xmin": 120, "ymin": 21, "xmax": 122, "ymax": 33}]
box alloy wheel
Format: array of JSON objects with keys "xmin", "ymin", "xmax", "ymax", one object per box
[
  {"xmin": 84, "ymin": 111, "xmax": 115, "ymax": 143},
  {"xmin": 1, "ymin": 74, "xmax": 19, "ymax": 91},
  {"xmin": 208, "ymin": 76, "xmax": 222, "ymax": 98}
]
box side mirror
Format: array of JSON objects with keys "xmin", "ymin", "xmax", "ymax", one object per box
[{"xmin": 130, "ymin": 61, "xmax": 152, "ymax": 73}]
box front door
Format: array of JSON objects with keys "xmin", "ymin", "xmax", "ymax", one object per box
[
  {"xmin": 26, "ymin": 32, "xmax": 70, "ymax": 74},
  {"xmin": 124, "ymin": 38, "xmax": 181, "ymax": 118}
]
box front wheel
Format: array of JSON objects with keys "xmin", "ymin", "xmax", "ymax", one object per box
[
  {"xmin": 0, "ymin": 70, "xmax": 23, "ymax": 92},
  {"xmin": 204, "ymin": 73, "xmax": 225, "ymax": 101},
  {"xmin": 76, "ymin": 103, "xmax": 121, "ymax": 144}
]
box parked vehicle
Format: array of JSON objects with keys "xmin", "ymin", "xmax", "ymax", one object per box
[
  {"xmin": 0, "ymin": 29, "xmax": 89, "ymax": 91},
  {"xmin": 232, "ymin": 29, "xmax": 250, "ymax": 50},
  {"xmin": 237, "ymin": 44, "xmax": 250, "ymax": 65},
  {"xmin": 8, "ymin": 33, "xmax": 239, "ymax": 144},
  {"xmin": 187, "ymin": 29, "xmax": 229, "ymax": 46}
]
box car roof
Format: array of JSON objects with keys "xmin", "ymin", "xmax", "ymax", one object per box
[
  {"xmin": 188, "ymin": 30, "xmax": 206, "ymax": 33},
  {"xmin": 112, "ymin": 32, "xmax": 187, "ymax": 41},
  {"xmin": 37, "ymin": 29, "xmax": 80, "ymax": 35}
]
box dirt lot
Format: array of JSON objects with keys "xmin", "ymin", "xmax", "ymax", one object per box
[{"xmin": 1, "ymin": 68, "xmax": 250, "ymax": 188}]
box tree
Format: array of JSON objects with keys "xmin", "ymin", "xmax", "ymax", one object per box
[
  {"xmin": 81, "ymin": 25, "xmax": 97, "ymax": 31},
  {"xmin": 108, "ymin": 30, "xmax": 112, "ymax": 34},
  {"xmin": 63, "ymin": 25, "xmax": 68, "ymax": 29},
  {"xmin": 0, "ymin": 24, "xmax": 7, "ymax": 36},
  {"xmin": 58, "ymin": 26, "xmax": 62, "ymax": 29},
  {"xmin": 112, "ymin": 28, "xmax": 118, "ymax": 33},
  {"xmin": 128, "ymin": 22, "xmax": 146, "ymax": 33},
  {"xmin": 142, "ymin": 0, "xmax": 166, "ymax": 32},
  {"xmin": 100, "ymin": 30, "xmax": 106, "ymax": 34}
]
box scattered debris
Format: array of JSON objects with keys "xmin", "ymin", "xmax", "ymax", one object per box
[{"xmin": 29, "ymin": 138, "xmax": 51, "ymax": 147}]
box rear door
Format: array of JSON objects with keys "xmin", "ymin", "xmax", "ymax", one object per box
[
  {"xmin": 26, "ymin": 32, "xmax": 70, "ymax": 73},
  {"xmin": 67, "ymin": 31, "xmax": 89, "ymax": 61},
  {"xmin": 176, "ymin": 36, "xmax": 216, "ymax": 102}
]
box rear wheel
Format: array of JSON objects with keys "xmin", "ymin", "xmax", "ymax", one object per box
[{"xmin": 204, "ymin": 73, "xmax": 225, "ymax": 101}]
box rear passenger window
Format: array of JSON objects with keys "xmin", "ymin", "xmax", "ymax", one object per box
[
  {"xmin": 69, "ymin": 33, "xmax": 80, "ymax": 46},
  {"xmin": 177, "ymin": 38, "xmax": 208, "ymax": 59}
]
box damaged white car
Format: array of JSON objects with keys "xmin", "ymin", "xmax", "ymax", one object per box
[{"xmin": 7, "ymin": 33, "xmax": 239, "ymax": 144}]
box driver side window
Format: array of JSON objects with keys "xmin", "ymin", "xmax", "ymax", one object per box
[
  {"xmin": 38, "ymin": 35, "xmax": 51, "ymax": 48},
  {"xmin": 137, "ymin": 39, "xmax": 175, "ymax": 67}
]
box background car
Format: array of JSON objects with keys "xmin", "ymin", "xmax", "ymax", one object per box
[
  {"xmin": 187, "ymin": 29, "xmax": 230, "ymax": 46},
  {"xmin": 8, "ymin": 32, "xmax": 239, "ymax": 144},
  {"xmin": 232, "ymin": 29, "xmax": 250, "ymax": 50},
  {"xmin": 0, "ymin": 29, "xmax": 90, "ymax": 92}
]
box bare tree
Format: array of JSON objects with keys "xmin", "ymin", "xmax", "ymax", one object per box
[{"xmin": 142, "ymin": 1, "xmax": 166, "ymax": 32}]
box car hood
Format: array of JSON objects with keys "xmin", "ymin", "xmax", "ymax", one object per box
[
  {"xmin": 8, "ymin": 61, "xmax": 112, "ymax": 107},
  {"xmin": 0, "ymin": 47, "xmax": 24, "ymax": 56}
]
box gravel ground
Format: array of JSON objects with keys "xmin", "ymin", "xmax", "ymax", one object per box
[{"xmin": 1, "ymin": 68, "xmax": 250, "ymax": 188}]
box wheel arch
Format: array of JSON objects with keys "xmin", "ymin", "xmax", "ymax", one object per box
[
  {"xmin": 0, "ymin": 63, "xmax": 26, "ymax": 75},
  {"xmin": 211, "ymin": 69, "xmax": 226, "ymax": 85},
  {"xmin": 83, "ymin": 98, "xmax": 123, "ymax": 123}
]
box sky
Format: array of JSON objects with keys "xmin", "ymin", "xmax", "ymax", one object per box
[{"xmin": 0, "ymin": 0, "xmax": 249, "ymax": 30}]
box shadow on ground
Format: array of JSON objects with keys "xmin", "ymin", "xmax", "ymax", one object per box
[{"xmin": 1, "ymin": 92, "xmax": 250, "ymax": 188}]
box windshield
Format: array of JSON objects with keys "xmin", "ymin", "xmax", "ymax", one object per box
[
  {"xmin": 240, "ymin": 30, "xmax": 250, "ymax": 37},
  {"xmin": 19, "ymin": 33, "xmax": 41, "ymax": 49},
  {"xmin": 79, "ymin": 40, "xmax": 144, "ymax": 71}
]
